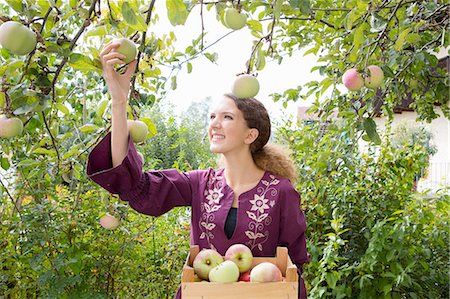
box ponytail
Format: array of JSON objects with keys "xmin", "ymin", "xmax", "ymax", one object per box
[{"xmin": 253, "ymin": 143, "xmax": 297, "ymax": 183}]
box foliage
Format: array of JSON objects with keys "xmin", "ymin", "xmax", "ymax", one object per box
[
  {"xmin": 140, "ymin": 99, "xmax": 215, "ymax": 171},
  {"xmin": 276, "ymin": 119, "xmax": 449, "ymax": 298}
]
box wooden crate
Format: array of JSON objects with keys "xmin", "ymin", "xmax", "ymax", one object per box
[{"xmin": 181, "ymin": 245, "xmax": 298, "ymax": 299}]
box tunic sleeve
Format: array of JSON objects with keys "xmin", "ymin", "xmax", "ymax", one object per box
[
  {"xmin": 278, "ymin": 183, "xmax": 310, "ymax": 269},
  {"xmin": 86, "ymin": 132, "xmax": 195, "ymax": 216}
]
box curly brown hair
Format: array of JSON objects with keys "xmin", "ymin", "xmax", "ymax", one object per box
[{"xmin": 223, "ymin": 93, "xmax": 297, "ymax": 183}]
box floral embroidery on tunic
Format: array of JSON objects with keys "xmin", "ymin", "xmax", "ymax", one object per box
[
  {"xmin": 199, "ymin": 171, "xmax": 225, "ymax": 250},
  {"xmin": 245, "ymin": 174, "xmax": 280, "ymax": 252}
]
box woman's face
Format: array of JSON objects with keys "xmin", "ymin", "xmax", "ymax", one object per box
[{"xmin": 208, "ymin": 96, "xmax": 257, "ymax": 155}]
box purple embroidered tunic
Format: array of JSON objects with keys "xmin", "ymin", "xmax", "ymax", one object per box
[{"xmin": 87, "ymin": 133, "xmax": 309, "ymax": 298}]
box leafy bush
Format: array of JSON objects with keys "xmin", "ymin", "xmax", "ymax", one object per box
[{"xmin": 276, "ymin": 119, "xmax": 449, "ymax": 298}]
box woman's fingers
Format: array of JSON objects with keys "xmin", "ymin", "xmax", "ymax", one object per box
[
  {"xmin": 99, "ymin": 41, "xmax": 120, "ymax": 57},
  {"xmin": 124, "ymin": 60, "xmax": 138, "ymax": 77}
]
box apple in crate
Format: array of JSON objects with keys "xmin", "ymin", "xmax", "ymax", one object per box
[
  {"xmin": 239, "ymin": 271, "xmax": 251, "ymax": 282},
  {"xmin": 224, "ymin": 243, "xmax": 253, "ymax": 273},
  {"xmin": 250, "ymin": 262, "xmax": 282, "ymax": 282},
  {"xmin": 193, "ymin": 249, "xmax": 224, "ymax": 280},
  {"xmin": 208, "ymin": 260, "xmax": 240, "ymax": 283}
]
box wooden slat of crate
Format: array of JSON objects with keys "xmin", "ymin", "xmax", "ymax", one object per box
[{"xmin": 181, "ymin": 281, "xmax": 298, "ymax": 299}]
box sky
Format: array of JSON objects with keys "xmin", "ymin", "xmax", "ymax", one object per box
[{"xmin": 152, "ymin": 2, "xmax": 324, "ymax": 121}]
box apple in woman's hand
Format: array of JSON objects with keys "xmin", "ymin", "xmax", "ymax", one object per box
[
  {"xmin": 112, "ymin": 38, "xmax": 137, "ymax": 64},
  {"xmin": 224, "ymin": 243, "xmax": 253, "ymax": 273}
]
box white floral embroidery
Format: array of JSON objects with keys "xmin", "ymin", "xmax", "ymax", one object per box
[
  {"xmin": 206, "ymin": 187, "xmax": 223, "ymax": 205},
  {"xmin": 249, "ymin": 194, "xmax": 269, "ymax": 213},
  {"xmin": 245, "ymin": 174, "xmax": 280, "ymax": 252},
  {"xmin": 199, "ymin": 171, "xmax": 224, "ymax": 247}
]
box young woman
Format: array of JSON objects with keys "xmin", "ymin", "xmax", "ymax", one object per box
[{"xmin": 87, "ymin": 41, "xmax": 309, "ymax": 298}]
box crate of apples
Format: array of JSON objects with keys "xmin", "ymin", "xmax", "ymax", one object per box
[{"xmin": 181, "ymin": 244, "xmax": 298, "ymax": 299}]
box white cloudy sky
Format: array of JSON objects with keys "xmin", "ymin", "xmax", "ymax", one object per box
[{"xmin": 152, "ymin": 3, "xmax": 324, "ymax": 121}]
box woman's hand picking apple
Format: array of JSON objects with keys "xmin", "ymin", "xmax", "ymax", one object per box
[{"xmin": 99, "ymin": 41, "xmax": 137, "ymax": 106}]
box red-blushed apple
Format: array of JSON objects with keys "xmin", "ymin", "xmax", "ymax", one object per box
[
  {"xmin": 0, "ymin": 21, "xmax": 36, "ymax": 55},
  {"xmin": 208, "ymin": 260, "xmax": 240, "ymax": 283},
  {"xmin": 0, "ymin": 115, "xmax": 23, "ymax": 138},
  {"xmin": 232, "ymin": 74, "xmax": 260, "ymax": 99},
  {"xmin": 127, "ymin": 119, "xmax": 148, "ymax": 143},
  {"xmin": 193, "ymin": 249, "xmax": 224, "ymax": 281},
  {"xmin": 250, "ymin": 262, "xmax": 282, "ymax": 282},
  {"xmin": 99, "ymin": 213, "xmax": 120, "ymax": 230},
  {"xmin": 238, "ymin": 271, "xmax": 251, "ymax": 282},
  {"xmin": 112, "ymin": 38, "xmax": 137, "ymax": 64},
  {"xmin": 224, "ymin": 8, "xmax": 247, "ymax": 30},
  {"xmin": 224, "ymin": 243, "xmax": 253, "ymax": 273},
  {"xmin": 342, "ymin": 68, "xmax": 364, "ymax": 91},
  {"xmin": 364, "ymin": 65, "xmax": 384, "ymax": 89}
]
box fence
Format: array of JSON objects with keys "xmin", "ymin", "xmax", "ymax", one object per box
[{"xmin": 418, "ymin": 161, "xmax": 450, "ymax": 193}]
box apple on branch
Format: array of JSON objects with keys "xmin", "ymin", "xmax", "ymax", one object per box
[
  {"xmin": 342, "ymin": 68, "xmax": 364, "ymax": 91},
  {"xmin": 224, "ymin": 8, "xmax": 247, "ymax": 30},
  {"xmin": 364, "ymin": 65, "xmax": 384, "ymax": 89},
  {"xmin": 250, "ymin": 262, "xmax": 283, "ymax": 282},
  {"xmin": 208, "ymin": 260, "xmax": 240, "ymax": 283},
  {"xmin": 127, "ymin": 119, "xmax": 148, "ymax": 143},
  {"xmin": 0, "ymin": 115, "xmax": 23, "ymax": 138},
  {"xmin": 193, "ymin": 248, "xmax": 224, "ymax": 281},
  {"xmin": 224, "ymin": 243, "xmax": 253, "ymax": 273},
  {"xmin": 0, "ymin": 21, "xmax": 36, "ymax": 55},
  {"xmin": 232, "ymin": 74, "xmax": 260, "ymax": 99}
]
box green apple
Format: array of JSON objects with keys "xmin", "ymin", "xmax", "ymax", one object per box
[
  {"xmin": 0, "ymin": 115, "xmax": 23, "ymax": 138},
  {"xmin": 193, "ymin": 249, "xmax": 224, "ymax": 281},
  {"xmin": 224, "ymin": 8, "xmax": 247, "ymax": 30},
  {"xmin": 208, "ymin": 260, "xmax": 240, "ymax": 283},
  {"xmin": 364, "ymin": 65, "xmax": 384, "ymax": 89},
  {"xmin": 0, "ymin": 21, "xmax": 37, "ymax": 55},
  {"xmin": 113, "ymin": 38, "xmax": 137, "ymax": 64},
  {"xmin": 342, "ymin": 68, "xmax": 364, "ymax": 91},
  {"xmin": 127, "ymin": 119, "xmax": 148, "ymax": 143},
  {"xmin": 232, "ymin": 74, "xmax": 260, "ymax": 99}
]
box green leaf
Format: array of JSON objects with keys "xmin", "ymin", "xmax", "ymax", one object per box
[
  {"xmin": 299, "ymin": 0, "xmax": 311, "ymax": 15},
  {"xmin": 171, "ymin": 76, "xmax": 177, "ymax": 90},
  {"xmin": 96, "ymin": 99, "xmax": 109, "ymax": 119},
  {"xmin": 5, "ymin": 0, "xmax": 23, "ymax": 12},
  {"xmin": 204, "ymin": 52, "xmax": 218, "ymax": 64},
  {"xmin": 1, "ymin": 157, "xmax": 10, "ymax": 170},
  {"xmin": 394, "ymin": 28, "xmax": 411, "ymax": 52},
  {"xmin": 85, "ymin": 25, "xmax": 109, "ymax": 37},
  {"xmin": 121, "ymin": 2, "xmax": 148, "ymax": 31},
  {"xmin": 79, "ymin": 124, "xmax": 100, "ymax": 133},
  {"xmin": 55, "ymin": 103, "xmax": 70, "ymax": 115},
  {"xmin": 274, "ymin": 0, "xmax": 283, "ymax": 23},
  {"xmin": 363, "ymin": 118, "xmax": 381, "ymax": 145},
  {"xmin": 69, "ymin": 53, "xmax": 99, "ymax": 72},
  {"xmin": 187, "ymin": 62, "xmax": 193, "ymax": 73},
  {"xmin": 32, "ymin": 148, "xmax": 56, "ymax": 156},
  {"xmin": 142, "ymin": 117, "xmax": 157, "ymax": 138},
  {"xmin": 166, "ymin": 0, "xmax": 189, "ymax": 26}
]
